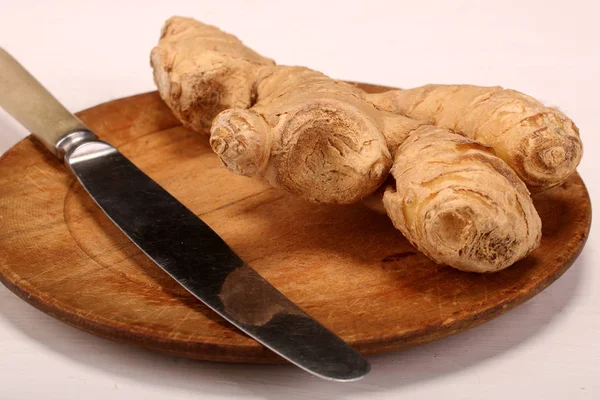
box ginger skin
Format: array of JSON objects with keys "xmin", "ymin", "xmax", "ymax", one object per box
[{"xmin": 149, "ymin": 17, "xmax": 578, "ymax": 272}]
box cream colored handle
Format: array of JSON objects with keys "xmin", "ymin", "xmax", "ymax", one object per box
[{"xmin": 0, "ymin": 47, "xmax": 89, "ymax": 157}]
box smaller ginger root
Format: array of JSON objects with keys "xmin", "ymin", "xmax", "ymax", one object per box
[
  {"xmin": 369, "ymin": 85, "xmax": 582, "ymax": 192},
  {"xmin": 383, "ymin": 127, "xmax": 542, "ymax": 272}
]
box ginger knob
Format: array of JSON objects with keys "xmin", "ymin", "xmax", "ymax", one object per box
[{"xmin": 383, "ymin": 127, "xmax": 542, "ymax": 272}]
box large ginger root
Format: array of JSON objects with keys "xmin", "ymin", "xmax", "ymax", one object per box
[
  {"xmin": 369, "ymin": 86, "xmax": 582, "ymax": 191},
  {"xmin": 149, "ymin": 17, "xmax": 574, "ymax": 272},
  {"xmin": 383, "ymin": 128, "xmax": 541, "ymax": 272}
]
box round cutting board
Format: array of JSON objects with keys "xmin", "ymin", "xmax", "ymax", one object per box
[{"xmin": 0, "ymin": 85, "xmax": 591, "ymax": 363}]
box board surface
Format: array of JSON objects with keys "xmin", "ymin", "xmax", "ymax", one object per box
[{"xmin": 0, "ymin": 86, "xmax": 591, "ymax": 363}]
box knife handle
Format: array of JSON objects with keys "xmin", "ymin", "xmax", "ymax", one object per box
[{"xmin": 0, "ymin": 47, "xmax": 96, "ymax": 158}]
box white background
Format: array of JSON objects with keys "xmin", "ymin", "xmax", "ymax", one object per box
[{"xmin": 1, "ymin": 1, "xmax": 598, "ymax": 399}]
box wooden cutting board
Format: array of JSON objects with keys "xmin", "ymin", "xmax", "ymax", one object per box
[{"xmin": 0, "ymin": 85, "xmax": 591, "ymax": 363}]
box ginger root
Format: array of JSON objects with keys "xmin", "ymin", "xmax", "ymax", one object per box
[
  {"xmin": 369, "ymin": 85, "xmax": 582, "ymax": 192},
  {"xmin": 383, "ymin": 128, "xmax": 541, "ymax": 272},
  {"xmin": 209, "ymin": 66, "xmax": 396, "ymax": 203},
  {"xmin": 150, "ymin": 17, "xmax": 274, "ymax": 132},
  {"xmin": 150, "ymin": 17, "xmax": 582, "ymax": 272}
]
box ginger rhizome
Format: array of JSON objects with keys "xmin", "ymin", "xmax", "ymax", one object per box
[
  {"xmin": 369, "ymin": 86, "xmax": 582, "ymax": 191},
  {"xmin": 151, "ymin": 20, "xmax": 274, "ymax": 133},
  {"xmin": 151, "ymin": 17, "xmax": 581, "ymax": 272},
  {"xmin": 383, "ymin": 128, "xmax": 541, "ymax": 272},
  {"xmin": 209, "ymin": 67, "xmax": 396, "ymax": 203}
]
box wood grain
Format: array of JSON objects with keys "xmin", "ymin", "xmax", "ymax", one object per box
[{"xmin": 0, "ymin": 86, "xmax": 591, "ymax": 363}]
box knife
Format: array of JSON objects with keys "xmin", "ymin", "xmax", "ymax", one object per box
[{"xmin": 0, "ymin": 48, "xmax": 370, "ymax": 381}]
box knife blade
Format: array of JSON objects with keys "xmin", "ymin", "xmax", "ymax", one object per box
[{"xmin": 0, "ymin": 48, "xmax": 370, "ymax": 381}]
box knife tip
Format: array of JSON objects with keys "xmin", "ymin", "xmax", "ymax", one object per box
[{"xmin": 308, "ymin": 356, "xmax": 371, "ymax": 383}]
